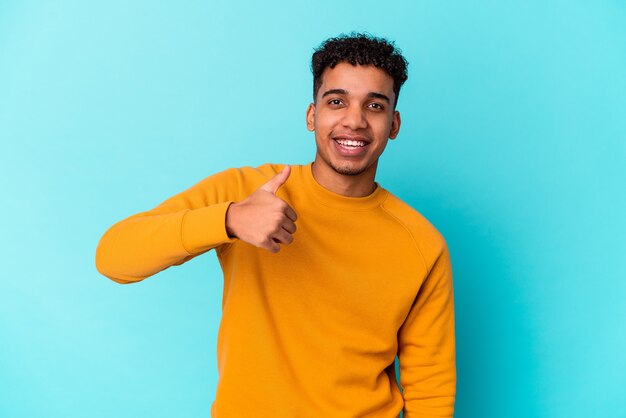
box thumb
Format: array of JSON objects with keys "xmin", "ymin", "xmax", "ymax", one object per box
[{"xmin": 260, "ymin": 165, "xmax": 291, "ymax": 194}]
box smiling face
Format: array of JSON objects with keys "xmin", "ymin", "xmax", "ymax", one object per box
[{"xmin": 306, "ymin": 62, "xmax": 401, "ymax": 187}]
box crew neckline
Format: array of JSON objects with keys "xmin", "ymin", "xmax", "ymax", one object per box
[{"xmin": 299, "ymin": 162, "xmax": 388, "ymax": 211}]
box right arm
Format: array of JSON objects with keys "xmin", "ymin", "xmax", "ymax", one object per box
[
  {"xmin": 95, "ymin": 165, "xmax": 296, "ymax": 284},
  {"xmin": 95, "ymin": 168, "xmax": 243, "ymax": 284}
]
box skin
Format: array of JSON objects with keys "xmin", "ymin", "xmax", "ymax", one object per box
[
  {"xmin": 306, "ymin": 62, "xmax": 401, "ymax": 197},
  {"xmin": 225, "ymin": 165, "xmax": 297, "ymax": 253},
  {"xmin": 226, "ymin": 62, "xmax": 402, "ymax": 252}
]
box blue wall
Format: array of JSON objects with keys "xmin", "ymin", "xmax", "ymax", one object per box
[{"xmin": 1, "ymin": 1, "xmax": 624, "ymax": 417}]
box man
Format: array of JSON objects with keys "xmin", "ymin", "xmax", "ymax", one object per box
[{"xmin": 96, "ymin": 33, "xmax": 456, "ymax": 418}]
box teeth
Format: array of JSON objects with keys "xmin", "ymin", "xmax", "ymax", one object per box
[{"xmin": 336, "ymin": 139, "xmax": 366, "ymax": 147}]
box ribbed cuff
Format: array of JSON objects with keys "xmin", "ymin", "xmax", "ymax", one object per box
[{"xmin": 180, "ymin": 201, "xmax": 237, "ymax": 254}]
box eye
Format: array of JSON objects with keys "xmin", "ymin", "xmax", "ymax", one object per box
[
  {"xmin": 368, "ymin": 102, "xmax": 384, "ymax": 110},
  {"xmin": 328, "ymin": 98, "xmax": 343, "ymax": 106}
]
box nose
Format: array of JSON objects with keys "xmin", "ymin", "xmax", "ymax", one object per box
[{"xmin": 341, "ymin": 104, "xmax": 368, "ymax": 130}]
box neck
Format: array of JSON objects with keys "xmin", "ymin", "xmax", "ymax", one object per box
[{"xmin": 311, "ymin": 159, "xmax": 378, "ymax": 197}]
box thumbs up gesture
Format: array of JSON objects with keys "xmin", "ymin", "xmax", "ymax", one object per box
[{"xmin": 225, "ymin": 165, "xmax": 298, "ymax": 253}]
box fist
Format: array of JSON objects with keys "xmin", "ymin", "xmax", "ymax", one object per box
[{"xmin": 225, "ymin": 165, "xmax": 298, "ymax": 253}]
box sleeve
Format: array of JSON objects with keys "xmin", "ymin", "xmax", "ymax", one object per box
[
  {"xmin": 397, "ymin": 245, "xmax": 457, "ymax": 418},
  {"xmin": 95, "ymin": 167, "xmax": 245, "ymax": 284}
]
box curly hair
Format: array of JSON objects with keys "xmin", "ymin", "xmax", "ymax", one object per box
[{"xmin": 311, "ymin": 33, "xmax": 409, "ymax": 109}]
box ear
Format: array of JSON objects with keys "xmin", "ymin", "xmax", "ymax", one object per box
[
  {"xmin": 306, "ymin": 103, "xmax": 315, "ymax": 132},
  {"xmin": 389, "ymin": 110, "xmax": 401, "ymax": 139}
]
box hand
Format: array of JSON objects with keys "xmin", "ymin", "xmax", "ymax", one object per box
[{"xmin": 225, "ymin": 165, "xmax": 298, "ymax": 253}]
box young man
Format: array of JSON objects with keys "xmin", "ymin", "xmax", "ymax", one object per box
[{"xmin": 96, "ymin": 33, "xmax": 456, "ymax": 418}]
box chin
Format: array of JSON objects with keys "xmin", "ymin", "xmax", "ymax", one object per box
[{"xmin": 330, "ymin": 162, "xmax": 368, "ymax": 176}]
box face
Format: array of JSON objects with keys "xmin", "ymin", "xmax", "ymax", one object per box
[{"xmin": 306, "ymin": 62, "xmax": 401, "ymax": 179}]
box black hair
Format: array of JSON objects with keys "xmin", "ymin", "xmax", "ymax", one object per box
[{"xmin": 311, "ymin": 32, "xmax": 409, "ymax": 108}]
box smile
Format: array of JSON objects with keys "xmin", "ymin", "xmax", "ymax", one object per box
[
  {"xmin": 332, "ymin": 138, "xmax": 370, "ymax": 156},
  {"xmin": 334, "ymin": 139, "xmax": 367, "ymax": 149}
]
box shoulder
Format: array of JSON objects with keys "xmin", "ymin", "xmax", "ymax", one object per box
[
  {"xmin": 226, "ymin": 163, "xmax": 286, "ymax": 181},
  {"xmin": 380, "ymin": 191, "xmax": 448, "ymax": 267},
  {"xmin": 231, "ymin": 163, "xmax": 285, "ymax": 175},
  {"xmin": 195, "ymin": 163, "xmax": 286, "ymax": 187},
  {"xmin": 174, "ymin": 163, "xmax": 287, "ymax": 203}
]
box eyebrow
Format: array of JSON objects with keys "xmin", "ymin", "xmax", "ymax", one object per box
[{"xmin": 321, "ymin": 88, "xmax": 390, "ymax": 103}]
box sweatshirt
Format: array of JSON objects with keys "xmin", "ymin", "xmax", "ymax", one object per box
[{"xmin": 95, "ymin": 162, "xmax": 456, "ymax": 418}]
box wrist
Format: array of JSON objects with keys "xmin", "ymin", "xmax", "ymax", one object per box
[{"xmin": 225, "ymin": 202, "xmax": 239, "ymax": 239}]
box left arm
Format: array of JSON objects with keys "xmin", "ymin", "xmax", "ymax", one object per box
[{"xmin": 397, "ymin": 245, "xmax": 457, "ymax": 417}]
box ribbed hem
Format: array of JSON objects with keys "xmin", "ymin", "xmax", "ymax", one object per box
[
  {"xmin": 300, "ymin": 162, "xmax": 388, "ymax": 211},
  {"xmin": 181, "ymin": 201, "xmax": 236, "ymax": 254}
]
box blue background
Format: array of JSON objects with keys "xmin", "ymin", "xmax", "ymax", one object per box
[{"xmin": 1, "ymin": 1, "xmax": 625, "ymax": 417}]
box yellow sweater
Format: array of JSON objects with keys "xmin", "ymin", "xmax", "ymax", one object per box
[{"xmin": 96, "ymin": 163, "xmax": 456, "ymax": 418}]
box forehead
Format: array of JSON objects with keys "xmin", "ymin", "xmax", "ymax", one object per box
[{"xmin": 318, "ymin": 62, "xmax": 394, "ymax": 99}]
